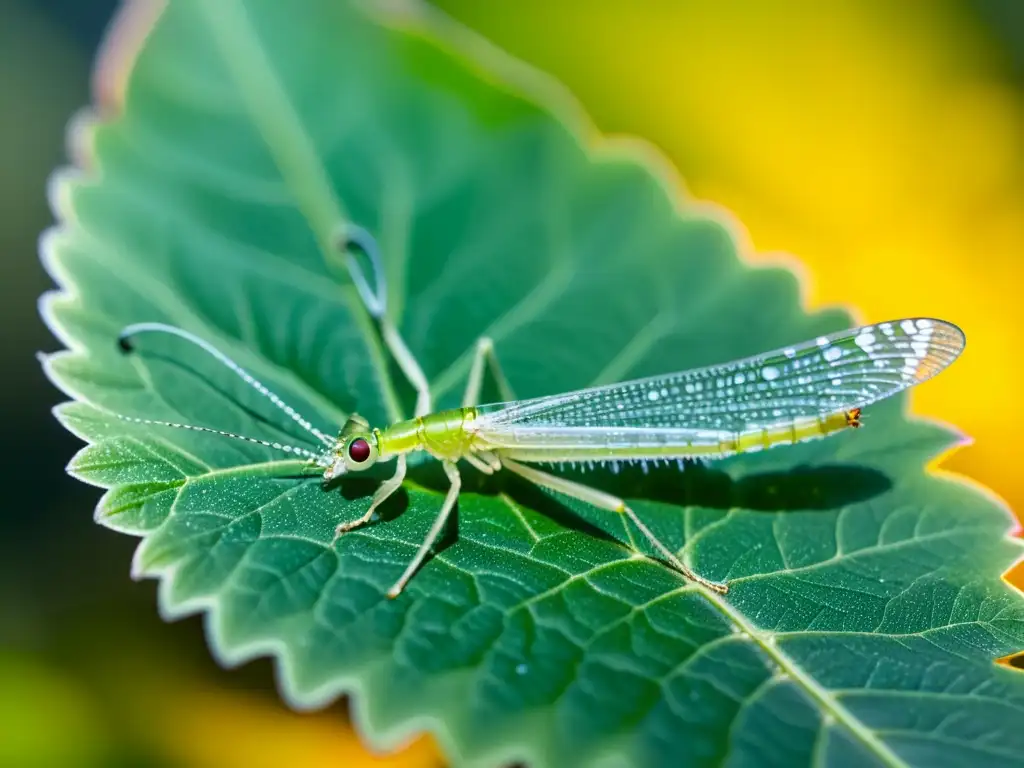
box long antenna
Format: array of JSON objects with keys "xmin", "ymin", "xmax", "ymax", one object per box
[
  {"xmin": 340, "ymin": 224, "xmax": 387, "ymax": 319},
  {"xmin": 337, "ymin": 224, "xmax": 432, "ymax": 418},
  {"xmin": 112, "ymin": 413, "xmax": 326, "ymax": 463},
  {"xmin": 117, "ymin": 322, "xmax": 334, "ymax": 447}
]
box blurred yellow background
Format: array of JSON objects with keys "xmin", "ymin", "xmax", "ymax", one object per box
[
  {"xmin": 3, "ymin": 0, "xmax": 1021, "ymax": 765},
  {"xmin": 435, "ymin": 0, "xmax": 1024, "ymax": 530}
]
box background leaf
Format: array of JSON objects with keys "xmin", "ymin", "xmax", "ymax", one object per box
[{"xmin": 40, "ymin": 1, "xmax": 1024, "ymax": 766}]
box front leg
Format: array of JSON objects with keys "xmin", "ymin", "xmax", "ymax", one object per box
[
  {"xmin": 387, "ymin": 460, "xmax": 462, "ymax": 598},
  {"xmin": 334, "ymin": 455, "xmax": 407, "ymax": 536}
]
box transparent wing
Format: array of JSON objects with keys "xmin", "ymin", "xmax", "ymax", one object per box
[{"xmin": 476, "ymin": 318, "xmax": 964, "ymax": 439}]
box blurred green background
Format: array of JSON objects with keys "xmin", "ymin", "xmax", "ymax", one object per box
[{"xmin": 3, "ymin": 1, "xmax": 1022, "ymax": 765}]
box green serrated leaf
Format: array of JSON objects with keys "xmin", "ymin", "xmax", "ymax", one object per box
[
  {"xmin": 96, "ymin": 482, "xmax": 181, "ymax": 534},
  {"xmin": 40, "ymin": 1, "xmax": 1024, "ymax": 766}
]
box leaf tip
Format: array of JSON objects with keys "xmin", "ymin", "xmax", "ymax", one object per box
[
  {"xmin": 955, "ymin": 432, "xmax": 976, "ymax": 449},
  {"xmin": 65, "ymin": 107, "xmax": 102, "ymax": 172},
  {"xmin": 44, "ymin": 167, "xmax": 85, "ymax": 227},
  {"xmin": 65, "ymin": 444, "xmax": 99, "ymax": 485}
]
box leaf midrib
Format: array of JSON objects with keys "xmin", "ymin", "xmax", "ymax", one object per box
[
  {"xmin": 196, "ymin": 1, "xmax": 345, "ymax": 248},
  {"xmin": 702, "ymin": 587, "xmax": 908, "ymax": 768},
  {"xmin": 197, "ymin": 0, "xmax": 406, "ymax": 425}
]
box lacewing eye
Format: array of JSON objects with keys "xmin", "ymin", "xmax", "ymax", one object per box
[{"xmin": 348, "ymin": 437, "xmax": 371, "ymax": 463}]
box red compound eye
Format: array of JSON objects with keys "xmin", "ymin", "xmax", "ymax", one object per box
[{"xmin": 348, "ymin": 437, "xmax": 371, "ymax": 463}]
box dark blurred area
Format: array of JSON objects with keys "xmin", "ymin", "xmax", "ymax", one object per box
[
  {"xmin": 3, "ymin": 0, "xmax": 1022, "ymax": 765},
  {"xmin": 2, "ymin": 2, "xmax": 439, "ymax": 766}
]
